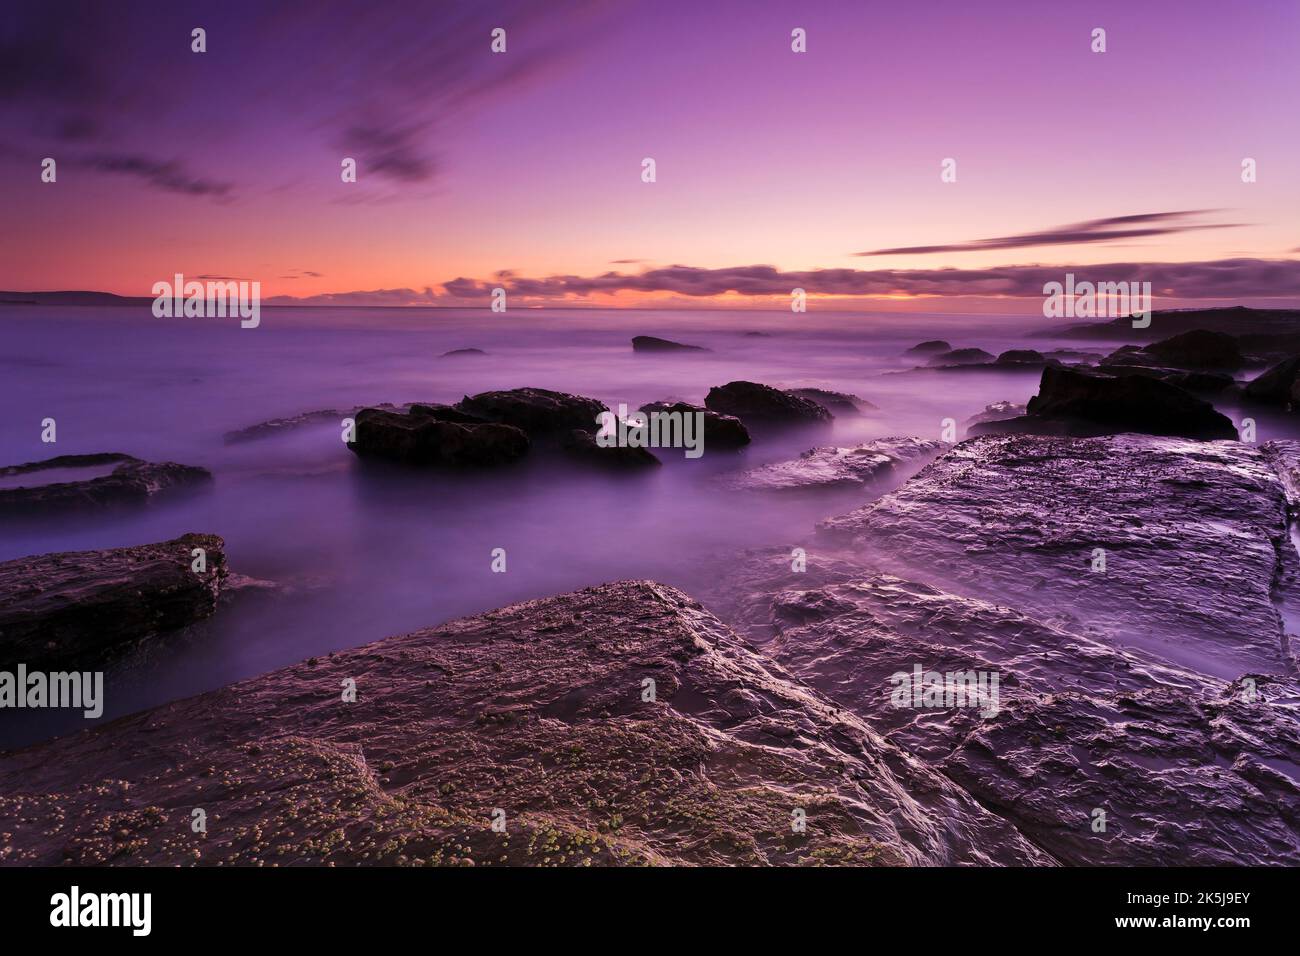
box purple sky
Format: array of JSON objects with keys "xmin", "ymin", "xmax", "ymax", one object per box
[{"xmin": 2, "ymin": 0, "xmax": 1298, "ymax": 311}]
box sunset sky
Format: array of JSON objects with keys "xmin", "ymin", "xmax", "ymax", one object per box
[{"xmin": 2, "ymin": 0, "xmax": 1298, "ymax": 311}]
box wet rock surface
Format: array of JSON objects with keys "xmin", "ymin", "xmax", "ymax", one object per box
[
  {"xmin": 560, "ymin": 429, "xmax": 660, "ymax": 468},
  {"xmin": 727, "ymin": 437, "xmax": 945, "ymax": 491},
  {"xmin": 456, "ymin": 387, "xmax": 608, "ymax": 436},
  {"xmin": 1245, "ymin": 356, "xmax": 1300, "ymax": 407},
  {"xmin": 705, "ymin": 381, "xmax": 832, "ymax": 424},
  {"xmin": 0, "ymin": 581, "xmax": 1048, "ymax": 866},
  {"xmin": 0, "ymin": 453, "xmax": 211, "ymax": 515},
  {"xmin": 972, "ymin": 366, "xmax": 1238, "ymax": 440},
  {"xmin": 817, "ymin": 434, "xmax": 1293, "ymax": 677},
  {"xmin": 927, "ymin": 348, "xmax": 995, "ymax": 367},
  {"xmin": 786, "ymin": 388, "xmax": 877, "ymax": 415},
  {"xmin": 0, "ymin": 533, "xmax": 227, "ymax": 670},
  {"xmin": 1102, "ymin": 329, "xmax": 1245, "ymax": 372}
]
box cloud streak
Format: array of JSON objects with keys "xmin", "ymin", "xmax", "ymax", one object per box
[{"xmin": 856, "ymin": 211, "xmax": 1241, "ymax": 257}]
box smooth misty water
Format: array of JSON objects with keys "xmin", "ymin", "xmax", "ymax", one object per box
[{"xmin": 0, "ymin": 304, "xmax": 1287, "ymax": 747}]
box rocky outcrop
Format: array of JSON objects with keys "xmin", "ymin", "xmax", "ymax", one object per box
[
  {"xmin": 350, "ymin": 407, "xmax": 529, "ymax": 467},
  {"xmin": 817, "ymin": 434, "xmax": 1293, "ymax": 677},
  {"xmin": 0, "ymin": 453, "xmax": 211, "ymax": 515},
  {"xmin": 995, "ymin": 349, "xmax": 1048, "ymax": 366},
  {"xmin": 639, "ymin": 402, "xmax": 750, "ymax": 448},
  {"xmin": 904, "ymin": 340, "xmax": 951, "ymax": 355},
  {"xmin": 0, "ymin": 581, "xmax": 1048, "ymax": 866},
  {"xmin": 0, "ymin": 533, "xmax": 227, "ymax": 670},
  {"xmin": 1102, "ymin": 329, "xmax": 1245, "ymax": 372},
  {"xmin": 441, "ymin": 348, "xmax": 487, "ymax": 358},
  {"xmin": 703, "ymin": 553, "xmax": 1300, "ymax": 865},
  {"xmin": 786, "ymin": 388, "xmax": 877, "ymax": 415},
  {"xmin": 727, "ymin": 438, "xmax": 944, "ymax": 491},
  {"xmin": 927, "ymin": 348, "xmax": 995, "ymax": 367},
  {"xmin": 631, "ymin": 335, "xmax": 707, "ymax": 353},
  {"xmin": 971, "ymin": 366, "xmax": 1237, "ymax": 440},
  {"xmin": 705, "ymin": 381, "xmax": 832, "ymax": 424},
  {"xmin": 963, "ymin": 401, "xmax": 1026, "ymax": 427},
  {"xmin": 1244, "ymin": 356, "xmax": 1300, "ymax": 407},
  {"xmin": 456, "ymin": 388, "xmax": 608, "ymax": 435}
]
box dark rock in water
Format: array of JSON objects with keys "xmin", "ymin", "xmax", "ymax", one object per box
[
  {"xmin": 972, "ymin": 366, "xmax": 1237, "ymax": 440},
  {"xmin": 0, "ymin": 580, "xmax": 1048, "ymax": 865},
  {"xmin": 995, "ymin": 349, "xmax": 1048, "ymax": 366},
  {"xmin": 964, "ymin": 401, "xmax": 1026, "ymax": 426},
  {"xmin": 639, "ymin": 401, "xmax": 750, "ymax": 448},
  {"xmin": 224, "ymin": 404, "xmax": 410, "ymax": 444},
  {"xmin": 904, "ymin": 340, "xmax": 951, "ymax": 355},
  {"xmin": 727, "ymin": 437, "xmax": 944, "ymax": 491},
  {"xmin": 0, "ymin": 453, "xmax": 211, "ymax": 515},
  {"xmin": 927, "ymin": 348, "xmax": 995, "ymax": 367},
  {"xmin": 1102, "ymin": 329, "xmax": 1244, "ymax": 372},
  {"xmin": 1244, "ymin": 356, "xmax": 1300, "ymax": 407},
  {"xmin": 0, "ymin": 533, "xmax": 227, "ymax": 669},
  {"xmin": 350, "ymin": 407, "xmax": 529, "ymax": 466},
  {"xmin": 742, "ymin": 331, "xmax": 772, "ymax": 337},
  {"xmin": 1046, "ymin": 305, "xmax": 1300, "ymax": 342},
  {"xmin": 457, "ymin": 387, "xmax": 608, "ymax": 435},
  {"xmin": 707, "ymin": 552, "xmax": 1300, "ymax": 865},
  {"xmin": 407, "ymin": 403, "xmax": 492, "ymax": 425},
  {"xmin": 631, "ymin": 335, "xmax": 707, "ymax": 353},
  {"xmin": 705, "ymin": 381, "xmax": 832, "ymax": 423},
  {"xmin": 560, "ymin": 429, "xmax": 660, "ymax": 468},
  {"xmin": 786, "ymin": 388, "xmax": 877, "ymax": 415},
  {"xmin": 817, "ymin": 434, "xmax": 1291, "ymax": 677},
  {"xmin": 441, "ymin": 348, "xmax": 487, "ymax": 358},
  {"xmin": 1096, "ymin": 364, "xmax": 1235, "ymax": 393}
]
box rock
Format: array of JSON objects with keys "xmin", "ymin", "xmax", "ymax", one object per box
[
  {"xmin": 927, "ymin": 348, "xmax": 995, "ymax": 367},
  {"xmin": 786, "ymin": 388, "xmax": 877, "ymax": 415},
  {"xmin": 1095, "ymin": 364, "xmax": 1235, "ymax": 393},
  {"xmin": 995, "ymin": 349, "xmax": 1048, "ymax": 366},
  {"xmin": 225, "ymin": 408, "xmax": 352, "ymax": 444},
  {"xmin": 631, "ymin": 335, "xmax": 707, "ymax": 353},
  {"xmin": 964, "ymin": 401, "xmax": 1026, "ymax": 426},
  {"xmin": 972, "ymin": 366, "xmax": 1237, "ymax": 440},
  {"xmin": 705, "ymin": 553, "xmax": 1300, "ymax": 865},
  {"xmin": 0, "ymin": 453, "xmax": 211, "ymax": 516},
  {"xmin": 0, "ymin": 533, "xmax": 227, "ymax": 669},
  {"xmin": 728, "ymin": 437, "xmax": 945, "ymax": 491},
  {"xmin": 1244, "ymin": 356, "xmax": 1300, "ymax": 407},
  {"xmin": 1103, "ymin": 329, "xmax": 1245, "ymax": 372},
  {"xmin": 441, "ymin": 348, "xmax": 487, "ymax": 358},
  {"xmin": 559, "ymin": 429, "xmax": 660, "ymax": 468},
  {"xmin": 0, "ymin": 580, "xmax": 1049, "ymax": 866},
  {"xmin": 904, "ymin": 340, "xmax": 951, "ymax": 355},
  {"xmin": 350, "ymin": 407, "xmax": 529, "ymax": 466},
  {"xmin": 1046, "ymin": 306, "xmax": 1300, "ymax": 342},
  {"xmin": 456, "ymin": 387, "xmax": 608, "ymax": 435},
  {"xmin": 639, "ymin": 402, "xmax": 750, "ymax": 448},
  {"xmin": 705, "ymin": 381, "xmax": 832, "ymax": 424},
  {"xmin": 817, "ymin": 434, "xmax": 1293, "ymax": 677}
]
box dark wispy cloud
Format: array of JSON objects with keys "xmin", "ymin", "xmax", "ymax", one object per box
[
  {"xmin": 86, "ymin": 154, "xmax": 233, "ymax": 199},
  {"xmin": 856, "ymin": 211, "xmax": 1241, "ymax": 257},
  {"xmin": 433, "ymin": 258, "xmax": 1300, "ymax": 302}
]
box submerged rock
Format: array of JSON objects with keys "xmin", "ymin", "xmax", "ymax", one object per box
[
  {"xmin": 0, "ymin": 533, "xmax": 227, "ymax": 669},
  {"xmin": 0, "ymin": 453, "xmax": 211, "ymax": 515},
  {"xmin": 0, "ymin": 580, "xmax": 1047, "ymax": 866},
  {"xmin": 631, "ymin": 335, "xmax": 707, "ymax": 353},
  {"xmin": 786, "ymin": 388, "xmax": 877, "ymax": 415},
  {"xmin": 904, "ymin": 340, "xmax": 951, "ymax": 355},
  {"xmin": 1244, "ymin": 356, "xmax": 1300, "ymax": 407},
  {"xmin": 639, "ymin": 401, "xmax": 750, "ymax": 448},
  {"xmin": 972, "ymin": 366, "xmax": 1237, "ymax": 440},
  {"xmin": 927, "ymin": 348, "xmax": 995, "ymax": 367},
  {"xmin": 456, "ymin": 387, "xmax": 608, "ymax": 435},
  {"xmin": 560, "ymin": 429, "xmax": 660, "ymax": 468},
  {"xmin": 728, "ymin": 437, "xmax": 944, "ymax": 491},
  {"xmin": 350, "ymin": 407, "xmax": 529, "ymax": 467},
  {"xmin": 705, "ymin": 381, "xmax": 832, "ymax": 424}
]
